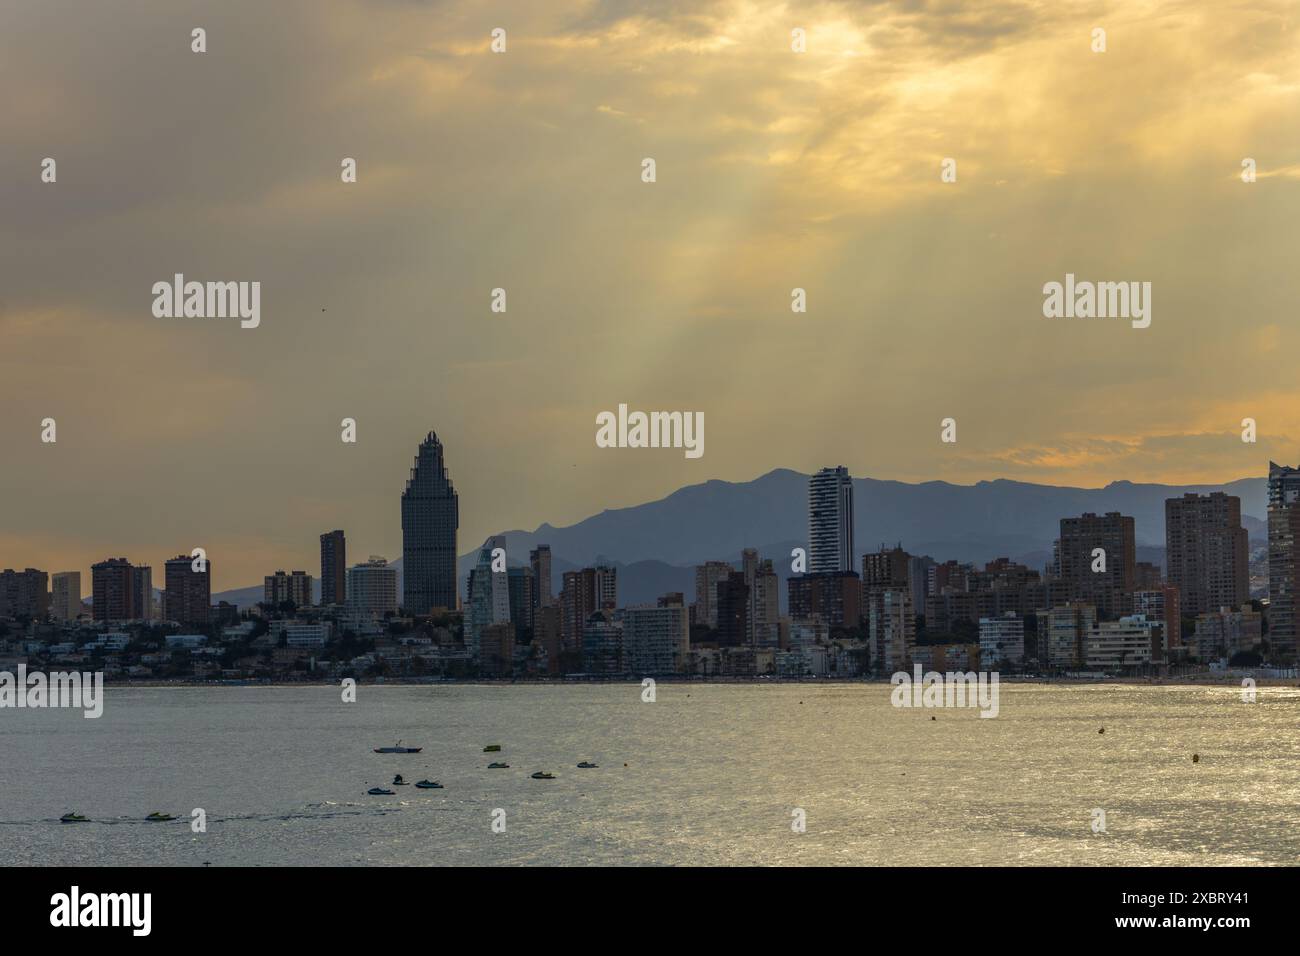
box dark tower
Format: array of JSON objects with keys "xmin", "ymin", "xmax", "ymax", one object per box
[{"xmin": 401, "ymin": 432, "xmax": 459, "ymax": 615}]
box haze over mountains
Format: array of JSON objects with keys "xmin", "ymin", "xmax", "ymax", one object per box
[{"xmin": 213, "ymin": 469, "xmax": 1267, "ymax": 610}]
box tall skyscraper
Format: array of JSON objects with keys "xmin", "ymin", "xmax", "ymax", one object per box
[
  {"xmin": 320, "ymin": 530, "xmax": 346, "ymax": 606},
  {"xmin": 164, "ymin": 554, "xmax": 211, "ymax": 629},
  {"xmin": 1055, "ymin": 512, "xmax": 1135, "ymax": 618},
  {"xmin": 401, "ymin": 432, "xmax": 459, "ymax": 615},
  {"xmin": 1267, "ymin": 461, "xmax": 1300, "ymax": 660},
  {"xmin": 557, "ymin": 565, "xmax": 617, "ymax": 652},
  {"xmin": 467, "ymin": 536, "xmax": 511, "ymax": 655},
  {"xmin": 50, "ymin": 571, "xmax": 81, "ymax": 621},
  {"xmin": 1165, "ymin": 493, "xmax": 1249, "ymax": 616},
  {"xmin": 715, "ymin": 571, "xmax": 749, "ymax": 647},
  {"xmin": 809, "ymin": 466, "xmax": 854, "ymax": 573},
  {"xmin": 529, "ymin": 545, "xmax": 553, "ymax": 609},
  {"xmin": 693, "ymin": 560, "xmax": 733, "ymax": 628}
]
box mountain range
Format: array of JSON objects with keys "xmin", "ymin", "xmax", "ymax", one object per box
[{"xmin": 212, "ymin": 469, "xmax": 1268, "ymax": 611}]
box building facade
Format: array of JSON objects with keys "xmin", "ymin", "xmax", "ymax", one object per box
[{"xmin": 400, "ymin": 432, "xmax": 459, "ymax": 615}]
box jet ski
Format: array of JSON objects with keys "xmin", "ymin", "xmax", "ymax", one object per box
[
  {"xmin": 577, "ymin": 761, "xmax": 598, "ymax": 769},
  {"xmin": 530, "ymin": 771, "xmax": 556, "ymax": 780},
  {"xmin": 60, "ymin": 812, "xmax": 89, "ymax": 823},
  {"xmin": 367, "ymin": 787, "xmax": 395, "ymax": 795},
  {"xmin": 487, "ymin": 762, "xmax": 510, "ymax": 769},
  {"xmin": 391, "ymin": 775, "xmax": 409, "ymax": 786},
  {"xmin": 145, "ymin": 811, "xmax": 177, "ymax": 822},
  {"xmin": 414, "ymin": 780, "xmax": 444, "ymax": 789}
]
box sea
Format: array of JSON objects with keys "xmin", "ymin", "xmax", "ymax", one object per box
[{"xmin": 2, "ymin": 682, "xmax": 1297, "ymax": 866}]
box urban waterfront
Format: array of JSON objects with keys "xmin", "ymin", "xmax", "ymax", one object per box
[{"xmin": 3, "ymin": 683, "xmax": 1297, "ymax": 866}]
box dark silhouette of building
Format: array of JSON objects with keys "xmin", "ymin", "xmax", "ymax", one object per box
[
  {"xmin": 1055, "ymin": 512, "xmax": 1135, "ymax": 618},
  {"xmin": 401, "ymin": 432, "xmax": 459, "ymax": 615},
  {"xmin": 715, "ymin": 571, "xmax": 749, "ymax": 646},
  {"xmin": 91, "ymin": 558, "xmax": 151, "ymax": 623},
  {"xmin": 529, "ymin": 545, "xmax": 553, "ymax": 609},
  {"xmin": 788, "ymin": 571, "xmax": 862, "ymax": 628},
  {"xmin": 1268, "ymin": 461, "xmax": 1300, "ymax": 660},
  {"xmin": 0, "ymin": 568, "xmax": 49, "ymax": 619},
  {"xmin": 320, "ymin": 530, "xmax": 346, "ymax": 606},
  {"xmin": 1165, "ymin": 493, "xmax": 1249, "ymax": 616},
  {"xmin": 164, "ymin": 554, "xmax": 211, "ymax": 628}
]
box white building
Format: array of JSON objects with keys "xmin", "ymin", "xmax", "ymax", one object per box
[
  {"xmin": 624, "ymin": 603, "xmax": 689, "ymax": 675},
  {"xmin": 1084, "ymin": 615, "xmax": 1162, "ymax": 671},
  {"xmin": 346, "ymin": 557, "xmax": 398, "ymax": 618},
  {"xmin": 978, "ymin": 612, "xmax": 1024, "ymax": 666},
  {"xmin": 808, "ymin": 466, "xmax": 854, "ymax": 573}
]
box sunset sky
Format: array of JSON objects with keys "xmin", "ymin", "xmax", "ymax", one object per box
[{"xmin": 2, "ymin": 0, "xmax": 1298, "ymax": 590}]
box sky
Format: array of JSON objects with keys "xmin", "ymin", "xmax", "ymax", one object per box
[{"xmin": 1, "ymin": 0, "xmax": 1298, "ymax": 590}]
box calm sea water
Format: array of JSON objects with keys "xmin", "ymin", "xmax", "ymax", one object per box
[{"xmin": 2, "ymin": 682, "xmax": 1297, "ymax": 866}]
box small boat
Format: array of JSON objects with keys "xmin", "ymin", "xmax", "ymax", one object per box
[
  {"xmin": 391, "ymin": 775, "xmax": 409, "ymax": 786},
  {"xmin": 487, "ymin": 762, "xmax": 510, "ymax": 769},
  {"xmin": 145, "ymin": 812, "xmax": 176, "ymax": 822},
  {"xmin": 530, "ymin": 771, "xmax": 556, "ymax": 780},
  {"xmin": 483, "ymin": 744, "xmax": 502, "ymax": 752},
  {"xmin": 367, "ymin": 787, "xmax": 395, "ymax": 795},
  {"xmin": 373, "ymin": 739, "xmax": 421, "ymax": 754},
  {"xmin": 60, "ymin": 812, "xmax": 89, "ymax": 824},
  {"xmin": 414, "ymin": 780, "xmax": 444, "ymax": 789},
  {"xmin": 577, "ymin": 761, "xmax": 598, "ymax": 769}
]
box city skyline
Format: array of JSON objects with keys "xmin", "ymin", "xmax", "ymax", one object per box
[{"xmin": 3, "ymin": 0, "xmax": 1299, "ymax": 592}]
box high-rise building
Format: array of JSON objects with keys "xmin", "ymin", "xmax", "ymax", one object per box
[
  {"xmin": 560, "ymin": 569, "xmax": 597, "ymax": 653},
  {"xmin": 91, "ymin": 558, "xmax": 152, "ymax": 623},
  {"xmin": 1133, "ymin": 586, "xmax": 1182, "ymax": 654},
  {"xmin": 0, "ymin": 568, "xmax": 50, "ymax": 619},
  {"xmin": 558, "ymin": 566, "xmax": 616, "ymax": 651},
  {"xmin": 535, "ymin": 604, "xmax": 562, "ymax": 675},
  {"xmin": 808, "ymin": 466, "xmax": 854, "ymax": 573},
  {"xmin": 401, "ymin": 432, "xmax": 459, "ymax": 615},
  {"xmin": 715, "ymin": 571, "xmax": 749, "ymax": 647},
  {"xmin": 529, "ymin": 545, "xmax": 553, "ymax": 609},
  {"xmin": 320, "ymin": 530, "xmax": 346, "ymax": 606},
  {"xmin": 507, "ymin": 566, "xmax": 534, "ymax": 638},
  {"xmin": 693, "ymin": 560, "xmax": 733, "ymax": 628},
  {"xmin": 581, "ymin": 610, "xmax": 624, "ymax": 674},
  {"xmin": 50, "ymin": 571, "xmax": 81, "ymax": 621},
  {"xmin": 749, "ymin": 558, "xmax": 780, "ymax": 647},
  {"xmin": 1165, "ymin": 493, "xmax": 1248, "ymax": 617},
  {"xmin": 870, "ymin": 586, "xmax": 914, "ymax": 672},
  {"xmin": 624, "ymin": 602, "xmax": 690, "ymax": 675},
  {"xmin": 1055, "ymin": 512, "xmax": 1135, "ymax": 618},
  {"xmin": 1038, "ymin": 603, "xmax": 1097, "ymax": 669},
  {"xmin": 978, "ymin": 612, "xmax": 1025, "ymax": 666},
  {"xmin": 347, "ymin": 557, "xmax": 399, "ymax": 617},
  {"xmin": 788, "ymin": 571, "xmax": 861, "ymax": 628},
  {"xmin": 1192, "ymin": 605, "xmax": 1262, "ymax": 661},
  {"xmin": 1267, "ymin": 461, "xmax": 1300, "ymax": 661},
  {"xmin": 467, "ymin": 537, "xmax": 511, "ymax": 656},
  {"xmin": 264, "ymin": 569, "xmax": 313, "ymax": 608},
  {"xmin": 164, "ymin": 554, "xmax": 211, "ymax": 629}
]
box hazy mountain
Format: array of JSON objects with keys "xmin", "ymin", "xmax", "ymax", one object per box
[{"xmin": 212, "ymin": 469, "xmax": 1267, "ymax": 609}]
